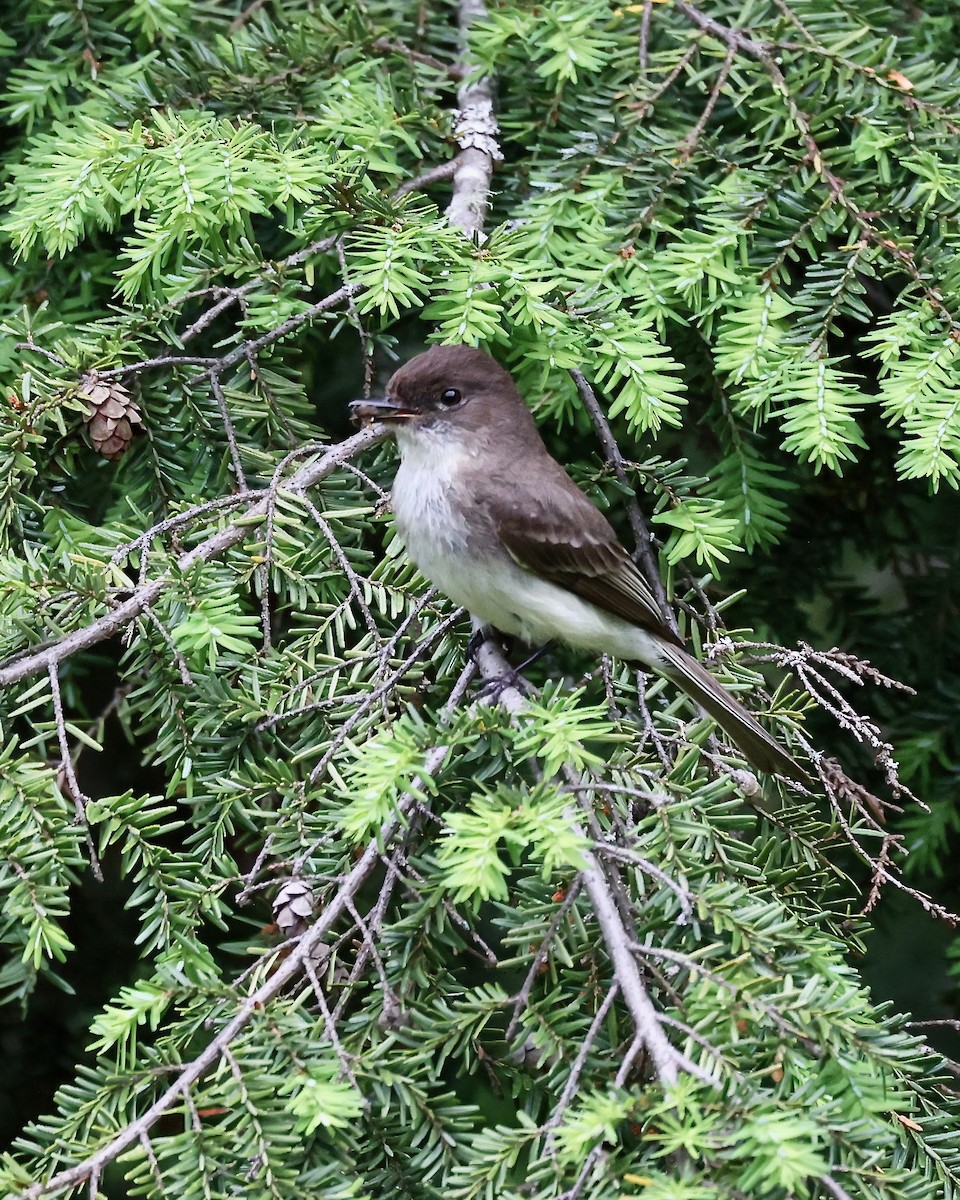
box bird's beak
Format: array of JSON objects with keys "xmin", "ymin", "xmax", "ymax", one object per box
[{"xmin": 348, "ymin": 397, "xmax": 415, "ymax": 426}]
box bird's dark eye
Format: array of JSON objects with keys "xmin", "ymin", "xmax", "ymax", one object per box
[{"xmin": 439, "ymin": 388, "xmax": 462, "ymax": 407}]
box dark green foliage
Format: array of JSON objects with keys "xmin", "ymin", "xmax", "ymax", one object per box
[{"xmin": 1, "ymin": 1, "xmax": 959, "ymax": 1198}]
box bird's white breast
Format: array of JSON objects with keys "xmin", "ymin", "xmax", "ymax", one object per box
[
  {"xmin": 388, "ymin": 428, "xmax": 513, "ymax": 629},
  {"xmin": 389, "ymin": 425, "xmax": 667, "ymax": 669}
]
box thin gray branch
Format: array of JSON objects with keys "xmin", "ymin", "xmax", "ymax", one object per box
[
  {"xmin": 301, "ymin": 954, "xmax": 359, "ymax": 1088},
  {"xmin": 372, "ymin": 36, "xmax": 463, "ymax": 79},
  {"xmin": 297, "ymin": 492, "xmax": 381, "ymax": 640},
  {"xmin": 13, "ymin": 824, "xmax": 396, "ymax": 1200},
  {"xmin": 307, "ymin": 607, "xmax": 464, "ymax": 784},
  {"xmin": 393, "ymin": 157, "xmax": 461, "ymax": 201},
  {"xmin": 140, "ymin": 606, "xmax": 194, "ymax": 687},
  {"xmin": 48, "ymin": 663, "xmax": 102, "ymax": 881},
  {"xmin": 468, "ymin": 634, "xmax": 686, "ymax": 1089},
  {"xmin": 446, "ymin": 0, "xmax": 503, "ymax": 237},
  {"xmin": 819, "ymin": 1175, "xmax": 857, "ymax": 1200},
  {"xmin": 596, "ymin": 843, "xmax": 694, "ymax": 923},
  {"xmin": 545, "ymin": 984, "xmax": 620, "ymax": 1139},
  {"xmin": 505, "ymin": 876, "xmax": 584, "ymax": 1043},
  {"xmin": 94, "ymin": 282, "xmax": 363, "ymax": 387},
  {"xmin": 0, "ymin": 427, "xmax": 386, "ymax": 690},
  {"xmin": 109, "ymin": 490, "xmax": 262, "ymax": 567},
  {"xmin": 577, "ymin": 838, "xmax": 680, "ymax": 1088},
  {"xmin": 208, "ymin": 372, "xmax": 247, "ymax": 486},
  {"xmin": 195, "ymin": 282, "xmax": 365, "ymax": 383},
  {"xmin": 181, "ymin": 234, "xmax": 341, "ymax": 343}
]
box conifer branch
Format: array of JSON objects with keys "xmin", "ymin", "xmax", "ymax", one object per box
[
  {"xmin": 371, "ymin": 36, "xmax": 464, "ymax": 80},
  {"xmin": 672, "ymin": 0, "xmax": 960, "ymax": 328},
  {"xmin": 47, "ymin": 662, "xmax": 102, "ymax": 882},
  {"xmin": 11, "ymin": 809, "xmax": 390, "ymax": 1200},
  {"xmin": 577, "ymin": 844, "xmax": 681, "ymax": 1088},
  {"xmin": 544, "ymin": 983, "xmax": 621, "ymax": 1138},
  {"xmin": 505, "ymin": 877, "xmax": 584, "ymax": 1043},
  {"xmin": 4, "ymin": 2, "xmax": 960, "ymax": 1195},
  {"xmin": 0, "ymin": 427, "xmax": 386, "ymax": 688},
  {"xmin": 392, "ymin": 157, "xmax": 461, "ymax": 201},
  {"xmin": 10, "ymin": 661, "xmax": 477, "ymax": 1200}
]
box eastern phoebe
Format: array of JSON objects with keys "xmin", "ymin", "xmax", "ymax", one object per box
[{"xmin": 350, "ymin": 345, "xmax": 802, "ymax": 779}]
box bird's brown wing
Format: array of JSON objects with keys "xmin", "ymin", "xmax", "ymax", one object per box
[
  {"xmin": 480, "ymin": 461, "xmax": 682, "ymax": 646},
  {"xmin": 472, "ymin": 456, "xmax": 804, "ymax": 778}
]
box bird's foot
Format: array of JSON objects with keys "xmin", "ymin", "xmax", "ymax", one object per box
[
  {"xmin": 467, "ymin": 626, "xmax": 495, "ymax": 664},
  {"xmin": 467, "ymin": 629, "xmax": 553, "ymax": 700},
  {"xmin": 476, "ymin": 667, "xmax": 533, "ymax": 702}
]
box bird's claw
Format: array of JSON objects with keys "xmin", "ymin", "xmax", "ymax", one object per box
[
  {"xmin": 467, "ymin": 627, "xmax": 490, "ymax": 663},
  {"xmin": 476, "ymin": 668, "xmax": 532, "ymax": 701}
]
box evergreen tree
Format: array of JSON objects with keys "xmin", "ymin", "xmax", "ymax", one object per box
[{"xmin": 0, "ymin": 1, "xmax": 959, "ymax": 1198}]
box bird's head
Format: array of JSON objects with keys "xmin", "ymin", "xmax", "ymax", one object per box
[{"xmin": 349, "ymin": 345, "xmax": 536, "ymax": 445}]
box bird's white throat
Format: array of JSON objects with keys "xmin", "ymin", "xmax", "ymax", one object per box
[
  {"xmin": 391, "ymin": 423, "xmax": 475, "ymax": 558},
  {"xmin": 390, "ymin": 423, "xmax": 531, "ymax": 633}
]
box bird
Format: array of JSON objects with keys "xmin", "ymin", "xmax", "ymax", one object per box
[{"xmin": 349, "ymin": 344, "xmax": 803, "ymax": 779}]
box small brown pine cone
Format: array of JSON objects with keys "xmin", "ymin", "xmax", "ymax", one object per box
[
  {"xmin": 81, "ymin": 374, "xmax": 144, "ymax": 460},
  {"xmin": 273, "ymin": 880, "xmax": 316, "ymax": 938}
]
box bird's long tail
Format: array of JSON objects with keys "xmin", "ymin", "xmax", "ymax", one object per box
[{"xmin": 657, "ymin": 643, "xmax": 805, "ymax": 780}]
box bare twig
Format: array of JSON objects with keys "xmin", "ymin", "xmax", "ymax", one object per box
[
  {"xmin": 738, "ymin": 639, "xmax": 914, "ymax": 800},
  {"xmin": 638, "ymin": 0, "xmax": 653, "ymax": 74},
  {"xmin": 392, "ymin": 157, "xmax": 461, "ymax": 201},
  {"xmin": 629, "ymin": 39, "xmax": 701, "ymax": 125},
  {"xmin": 578, "ymin": 839, "xmax": 680, "ymax": 1087},
  {"xmin": 180, "ymin": 233, "xmax": 342, "ymax": 343},
  {"xmin": 256, "ymin": 439, "xmax": 356, "ymax": 652},
  {"xmin": 676, "ymin": 45, "xmax": 735, "ymax": 159},
  {"xmin": 14, "ymin": 341, "xmax": 68, "ymax": 368},
  {"xmin": 109, "ymin": 490, "xmax": 262, "ymax": 567},
  {"xmin": 595, "ymin": 843, "xmax": 694, "ymax": 924},
  {"xmin": 93, "ymin": 282, "xmax": 364, "ymax": 388},
  {"xmin": 48, "ymin": 663, "xmax": 103, "ymax": 881},
  {"xmin": 545, "ymin": 984, "xmax": 620, "ymax": 1140},
  {"xmin": 95, "ymin": 354, "xmax": 221, "ymax": 377},
  {"xmin": 137, "ymin": 1132, "xmax": 163, "ymax": 1194},
  {"xmin": 819, "ymin": 760, "xmax": 960, "ymax": 926},
  {"xmin": 505, "ymin": 877, "xmax": 584, "ymax": 1042},
  {"xmin": 207, "ymin": 372, "xmax": 247, "ymax": 486},
  {"xmin": 301, "ymin": 954, "xmax": 359, "ymax": 1087},
  {"xmin": 306, "ymin": 607, "xmax": 464, "ymax": 784},
  {"xmin": 330, "ymin": 850, "xmax": 405, "ymax": 1022},
  {"xmin": 228, "ymin": 0, "xmax": 267, "ymax": 33},
  {"xmin": 372, "ymin": 36, "xmax": 463, "ymax": 79},
  {"xmin": 818, "ymin": 1175, "xmax": 857, "ymax": 1200},
  {"xmin": 193, "ymin": 282, "xmax": 366, "ymax": 383},
  {"xmin": 297, "ymin": 492, "xmax": 381, "ymax": 639},
  {"xmin": 446, "ymin": 0, "xmax": 503, "ymax": 237},
  {"xmin": 140, "ymin": 607, "xmax": 194, "ymax": 687},
  {"xmin": 180, "ymin": 286, "xmax": 248, "ymax": 343},
  {"xmin": 556, "ymin": 1145, "xmax": 607, "ymax": 1200}
]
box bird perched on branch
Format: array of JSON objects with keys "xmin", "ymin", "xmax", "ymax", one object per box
[{"xmin": 351, "ymin": 344, "xmax": 803, "ymax": 780}]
